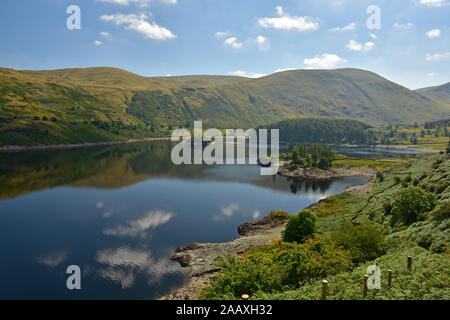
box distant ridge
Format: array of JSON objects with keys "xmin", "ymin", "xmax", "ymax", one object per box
[
  {"xmin": 416, "ymin": 82, "xmax": 450, "ymax": 104},
  {"xmin": 0, "ymin": 67, "xmax": 449, "ymax": 145}
]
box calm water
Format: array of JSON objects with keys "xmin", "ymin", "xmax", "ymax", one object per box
[{"xmin": 0, "ymin": 141, "xmax": 419, "ymax": 299}]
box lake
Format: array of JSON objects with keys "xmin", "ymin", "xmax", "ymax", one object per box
[{"xmin": 0, "ymin": 141, "xmax": 420, "ymax": 299}]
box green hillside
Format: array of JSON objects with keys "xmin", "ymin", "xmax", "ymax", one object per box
[
  {"xmin": 201, "ymin": 152, "xmax": 450, "ymax": 300},
  {"xmin": 1, "ymin": 67, "xmax": 449, "ymax": 146},
  {"xmin": 416, "ymin": 82, "xmax": 450, "ymax": 104},
  {"xmin": 261, "ymin": 118, "xmax": 374, "ymax": 144}
]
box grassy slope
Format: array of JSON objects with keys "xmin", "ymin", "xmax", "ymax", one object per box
[
  {"xmin": 253, "ymin": 154, "xmax": 449, "ymax": 300},
  {"xmin": 416, "ymin": 82, "xmax": 450, "ymax": 104},
  {"xmin": 1, "ymin": 67, "xmax": 449, "ymax": 145}
]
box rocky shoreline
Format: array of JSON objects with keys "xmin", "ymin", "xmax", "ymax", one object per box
[
  {"xmin": 159, "ymin": 212, "xmax": 289, "ymax": 300},
  {"xmin": 159, "ymin": 163, "xmax": 376, "ymax": 300},
  {"xmin": 0, "ymin": 137, "xmax": 170, "ymax": 153},
  {"xmin": 277, "ymin": 163, "xmax": 377, "ymax": 181}
]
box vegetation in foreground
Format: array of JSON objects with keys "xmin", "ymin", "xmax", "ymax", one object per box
[{"xmin": 201, "ymin": 152, "xmax": 450, "ymax": 300}]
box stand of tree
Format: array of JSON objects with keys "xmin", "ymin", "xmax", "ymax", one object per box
[
  {"xmin": 284, "ymin": 144, "xmax": 335, "ymax": 170},
  {"xmin": 261, "ymin": 118, "xmax": 374, "ymax": 145}
]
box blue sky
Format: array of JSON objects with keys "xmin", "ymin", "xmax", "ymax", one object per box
[{"xmin": 0, "ymin": 0, "xmax": 449, "ymax": 89}]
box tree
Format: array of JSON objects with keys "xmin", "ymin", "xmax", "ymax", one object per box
[
  {"xmin": 332, "ymin": 225, "xmax": 386, "ymax": 264},
  {"xmin": 446, "ymin": 141, "xmax": 450, "ymax": 155},
  {"xmin": 376, "ymin": 171, "xmax": 384, "ymax": 182},
  {"xmin": 282, "ymin": 209, "xmax": 317, "ymax": 243},
  {"xmin": 391, "ymin": 186, "xmax": 437, "ymax": 226}
]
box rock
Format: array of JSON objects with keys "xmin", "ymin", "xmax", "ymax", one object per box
[
  {"xmin": 171, "ymin": 253, "xmax": 194, "ymax": 267},
  {"xmin": 174, "ymin": 242, "xmax": 206, "ymax": 253},
  {"xmin": 238, "ymin": 211, "xmax": 290, "ymax": 236},
  {"xmin": 192, "ymin": 267, "xmax": 223, "ymax": 277}
]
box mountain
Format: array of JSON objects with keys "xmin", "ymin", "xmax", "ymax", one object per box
[
  {"xmin": 416, "ymin": 82, "xmax": 450, "ymax": 104},
  {"xmin": 0, "ymin": 67, "xmax": 449, "ymax": 146}
]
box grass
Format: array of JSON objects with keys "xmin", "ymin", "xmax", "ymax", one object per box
[
  {"xmin": 201, "ymin": 153, "xmax": 450, "ymax": 300},
  {"xmin": 332, "ymin": 154, "xmax": 410, "ymax": 170}
]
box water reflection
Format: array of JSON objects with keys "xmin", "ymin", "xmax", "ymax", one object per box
[
  {"xmin": 0, "ymin": 141, "xmax": 397, "ymax": 299},
  {"xmin": 95, "ymin": 247, "xmax": 184, "ymax": 289},
  {"xmin": 103, "ymin": 210, "xmax": 174, "ymax": 238}
]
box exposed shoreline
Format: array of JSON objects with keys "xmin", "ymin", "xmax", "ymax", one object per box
[
  {"xmin": 339, "ymin": 143, "xmax": 439, "ymax": 153},
  {"xmin": 0, "ymin": 137, "xmax": 171, "ymax": 153},
  {"xmin": 159, "ymin": 165, "xmax": 376, "ymax": 300},
  {"xmin": 0, "ymin": 139, "xmax": 439, "ymax": 154}
]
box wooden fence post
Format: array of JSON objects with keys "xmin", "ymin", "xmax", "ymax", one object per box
[
  {"xmin": 362, "ymin": 275, "xmax": 369, "ymax": 299},
  {"xmin": 388, "ymin": 269, "xmax": 392, "ymax": 288},
  {"xmin": 407, "ymin": 256, "xmax": 412, "ymax": 269},
  {"xmin": 321, "ymin": 280, "xmax": 328, "ymax": 300}
]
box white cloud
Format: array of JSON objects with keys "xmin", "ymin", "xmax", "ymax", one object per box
[
  {"xmin": 96, "ymin": 246, "xmax": 181, "ymax": 288},
  {"xmin": 103, "ymin": 210, "xmax": 174, "ymax": 238},
  {"xmin": 255, "ymin": 35, "xmax": 271, "ymax": 51},
  {"xmin": 258, "ymin": 6, "xmax": 319, "ymax": 32},
  {"xmin": 426, "ymin": 72, "xmax": 436, "ymax": 77},
  {"xmin": 329, "ymin": 22, "xmax": 356, "ymax": 32},
  {"xmin": 97, "ymin": 0, "xmax": 178, "ymax": 7},
  {"xmin": 304, "ymin": 53, "xmax": 347, "ymax": 69},
  {"xmin": 393, "ymin": 22, "xmax": 414, "ymax": 29},
  {"xmin": 36, "ymin": 251, "xmax": 67, "ymax": 267},
  {"xmin": 100, "ymin": 13, "xmax": 176, "ymax": 40},
  {"xmin": 229, "ymin": 70, "xmax": 267, "ymax": 78},
  {"xmin": 94, "ymin": 40, "xmax": 103, "ymax": 46},
  {"xmin": 275, "ymin": 67, "xmax": 297, "ymax": 73},
  {"xmin": 224, "ymin": 37, "xmax": 243, "ymax": 49},
  {"xmin": 369, "ymin": 33, "xmax": 377, "ymax": 39},
  {"xmin": 346, "ymin": 40, "xmax": 374, "ymax": 52},
  {"xmin": 221, "ymin": 203, "xmax": 239, "ymax": 217},
  {"xmin": 426, "ymin": 29, "xmax": 441, "ymax": 38},
  {"xmin": 215, "ymin": 31, "xmax": 230, "ymax": 38},
  {"xmin": 100, "ymin": 31, "xmax": 111, "ymax": 38},
  {"xmin": 98, "ymin": 0, "xmax": 152, "ymax": 7},
  {"xmin": 414, "ymin": 0, "xmax": 448, "ymax": 7},
  {"xmin": 426, "ymin": 52, "xmax": 450, "ymax": 61}
]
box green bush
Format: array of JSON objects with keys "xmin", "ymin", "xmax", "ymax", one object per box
[
  {"xmin": 432, "ymin": 202, "xmax": 450, "ymax": 222},
  {"xmin": 391, "ymin": 186, "xmax": 437, "ymax": 226},
  {"xmin": 331, "ymin": 225, "xmax": 386, "ymax": 265},
  {"xmin": 376, "ymin": 171, "xmax": 384, "ymax": 182},
  {"xmin": 282, "ymin": 209, "xmax": 317, "ymax": 243},
  {"xmin": 200, "ymin": 236, "xmax": 351, "ymax": 300},
  {"xmin": 383, "ymin": 200, "xmax": 393, "ymax": 215}
]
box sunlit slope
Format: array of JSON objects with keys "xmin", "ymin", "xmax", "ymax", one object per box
[
  {"xmin": 1, "ymin": 67, "xmax": 449, "ymax": 145},
  {"xmin": 416, "ymin": 82, "xmax": 450, "ymax": 104}
]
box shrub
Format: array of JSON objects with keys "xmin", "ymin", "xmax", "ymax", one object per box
[
  {"xmin": 376, "ymin": 172, "xmax": 384, "ymax": 182},
  {"xmin": 432, "ymin": 202, "xmax": 450, "ymax": 222},
  {"xmin": 390, "ymin": 186, "xmax": 437, "ymax": 226},
  {"xmin": 200, "ymin": 236, "xmax": 351, "ymax": 299},
  {"xmin": 383, "ymin": 200, "xmax": 393, "ymax": 215},
  {"xmin": 331, "ymin": 225, "xmax": 386, "ymax": 265},
  {"xmin": 446, "ymin": 141, "xmax": 450, "ymax": 154},
  {"xmin": 394, "ymin": 176, "xmax": 401, "ymax": 184},
  {"xmin": 282, "ymin": 209, "xmax": 317, "ymax": 243}
]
